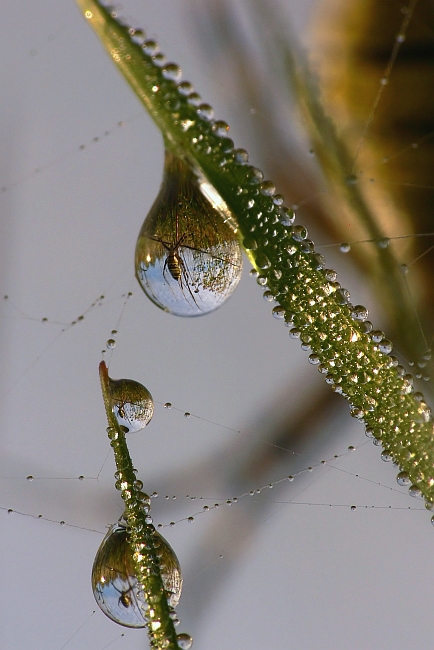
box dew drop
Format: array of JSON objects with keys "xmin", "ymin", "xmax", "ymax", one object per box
[
  {"xmin": 196, "ymin": 103, "xmax": 214, "ymax": 121},
  {"xmin": 256, "ymin": 253, "xmax": 270, "ymax": 269},
  {"xmin": 377, "ymin": 237, "xmax": 390, "ymax": 249},
  {"xmin": 381, "ymin": 450, "xmax": 392, "ymax": 462},
  {"xmin": 370, "ymin": 330, "xmax": 384, "ymax": 343},
  {"xmin": 162, "ymin": 63, "xmax": 182, "ymax": 82},
  {"xmin": 177, "ymin": 633, "xmax": 193, "ymax": 649},
  {"xmin": 408, "ymin": 485, "xmax": 423, "ymax": 499},
  {"xmin": 259, "ymin": 180, "xmax": 276, "ymax": 196},
  {"xmin": 164, "ymin": 403, "xmax": 172, "ymax": 409},
  {"xmin": 177, "ymin": 81, "xmax": 193, "ymax": 95},
  {"xmin": 263, "ymin": 290, "xmax": 274, "ymax": 302},
  {"xmin": 234, "ymin": 149, "xmax": 249, "ymax": 164},
  {"xmin": 184, "ymin": 412, "xmax": 191, "ymax": 418},
  {"xmin": 212, "ymin": 120, "xmax": 229, "ymax": 137},
  {"xmin": 278, "ymin": 206, "xmax": 295, "ymax": 227},
  {"xmin": 351, "ymin": 305, "xmax": 369, "ymax": 321},
  {"xmin": 103, "ymin": 363, "xmax": 154, "ymax": 433},
  {"xmin": 142, "ymin": 39, "xmax": 159, "ymax": 56},
  {"xmin": 396, "ymin": 471, "xmax": 411, "ymax": 486},
  {"xmin": 339, "ymin": 242, "xmax": 351, "ymax": 253},
  {"xmin": 27, "ymin": 475, "xmax": 34, "ymax": 481},
  {"xmin": 272, "ymin": 306, "xmax": 285, "ymax": 319},
  {"xmin": 92, "ymin": 522, "xmax": 183, "ymax": 626},
  {"xmin": 135, "ymin": 150, "xmax": 242, "ymax": 317},
  {"xmin": 188, "ymin": 517, "xmax": 194, "ymax": 523},
  {"xmin": 379, "ymin": 339, "xmax": 393, "ymax": 354},
  {"xmin": 291, "ymin": 225, "xmax": 308, "ymax": 241},
  {"xmin": 106, "ymin": 339, "xmax": 116, "ymax": 349},
  {"xmin": 350, "ymin": 505, "xmax": 357, "ymax": 511}
]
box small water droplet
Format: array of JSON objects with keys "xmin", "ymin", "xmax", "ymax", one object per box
[
  {"xmin": 339, "ymin": 242, "xmax": 351, "ymax": 253},
  {"xmin": 212, "ymin": 120, "xmax": 229, "ymax": 137},
  {"xmin": 255, "ymin": 253, "xmax": 271, "ymax": 269},
  {"xmin": 27, "ymin": 475, "xmax": 34, "ymax": 481},
  {"xmin": 196, "ymin": 103, "xmax": 214, "ymax": 121},
  {"xmin": 243, "ymin": 235, "xmax": 257, "ymax": 250},
  {"xmin": 292, "ymin": 225, "xmax": 308, "ymax": 241},
  {"xmin": 396, "ymin": 471, "xmax": 411, "ymax": 486},
  {"xmin": 379, "ymin": 339, "xmax": 393, "ymax": 354},
  {"xmin": 164, "ymin": 403, "xmax": 172, "ymax": 409},
  {"xmin": 177, "ymin": 633, "xmax": 193, "ymax": 649},
  {"xmin": 377, "ymin": 237, "xmax": 390, "ymax": 249},
  {"xmin": 350, "ymin": 505, "xmax": 356, "ymax": 511},
  {"xmin": 381, "ymin": 450, "xmax": 392, "ymax": 462},
  {"xmin": 7, "ymin": 509, "xmax": 13, "ymax": 514},
  {"xmin": 370, "ymin": 330, "xmax": 384, "ymax": 343},
  {"xmin": 78, "ymin": 475, "xmax": 84, "ymax": 481},
  {"xmin": 184, "ymin": 412, "xmax": 191, "ymax": 418},
  {"xmin": 259, "ymin": 180, "xmax": 276, "ymax": 196},
  {"xmin": 234, "ymin": 149, "xmax": 249, "ymax": 164},
  {"xmin": 162, "ymin": 63, "xmax": 182, "ymax": 82},
  {"xmin": 188, "ymin": 516, "xmax": 194, "ymax": 523},
  {"xmin": 278, "ymin": 206, "xmax": 295, "ymax": 227},
  {"xmin": 408, "ymin": 485, "xmax": 423, "ymax": 499},
  {"xmin": 272, "ymin": 306, "xmax": 285, "ymax": 319},
  {"xmin": 60, "ymin": 521, "xmax": 65, "ymax": 526},
  {"xmin": 351, "ymin": 305, "xmax": 369, "ymax": 321},
  {"xmin": 346, "ymin": 174, "xmax": 358, "ymax": 185},
  {"xmin": 143, "ymin": 39, "xmax": 159, "ymax": 56},
  {"xmin": 106, "ymin": 339, "xmax": 116, "ymax": 349}
]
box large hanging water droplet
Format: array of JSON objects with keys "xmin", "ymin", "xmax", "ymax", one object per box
[
  {"xmin": 135, "ymin": 150, "xmax": 243, "ymax": 316},
  {"xmin": 105, "ymin": 364, "xmax": 154, "ymax": 432},
  {"xmin": 91, "ymin": 521, "xmax": 183, "ymax": 628}
]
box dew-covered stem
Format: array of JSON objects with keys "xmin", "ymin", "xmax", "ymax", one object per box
[
  {"xmin": 82, "ymin": 3, "xmax": 434, "ymax": 511},
  {"xmin": 99, "ymin": 361, "xmax": 181, "ymax": 649}
]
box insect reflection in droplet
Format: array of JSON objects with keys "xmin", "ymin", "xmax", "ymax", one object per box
[
  {"xmin": 101, "ymin": 361, "xmax": 154, "ymax": 433},
  {"xmin": 135, "ymin": 150, "xmax": 243, "ymax": 317},
  {"xmin": 91, "ymin": 520, "xmax": 183, "ymax": 628}
]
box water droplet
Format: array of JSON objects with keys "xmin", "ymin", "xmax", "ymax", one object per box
[
  {"xmin": 273, "ymin": 194, "xmax": 284, "ymax": 206},
  {"xmin": 351, "ymin": 305, "xmax": 369, "ymax": 321},
  {"xmin": 335, "ymin": 288, "xmax": 351, "ymax": 304},
  {"xmin": 272, "ymin": 306, "xmax": 285, "ymax": 319},
  {"xmin": 178, "ymin": 81, "xmax": 193, "ymax": 95},
  {"xmin": 196, "ymin": 103, "xmax": 214, "ymax": 121},
  {"xmin": 92, "ymin": 522, "xmax": 183, "ymax": 626},
  {"xmin": 78, "ymin": 475, "xmax": 84, "ymax": 481},
  {"xmin": 278, "ymin": 207, "xmax": 295, "ymax": 227},
  {"xmin": 396, "ymin": 471, "xmax": 411, "ymax": 486},
  {"xmin": 212, "ymin": 120, "xmax": 229, "ymax": 137},
  {"xmin": 339, "ymin": 242, "xmax": 351, "ymax": 253},
  {"xmin": 291, "ymin": 225, "xmax": 308, "ymax": 241},
  {"xmin": 381, "ymin": 450, "xmax": 392, "ymax": 462},
  {"xmin": 27, "ymin": 475, "xmax": 34, "ymax": 481},
  {"xmin": 408, "ymin": 485, "xmax": 423, "ymax": 499},
  {"xmin": 135, "ymin": 151, "xmax": 243, "ymax": 317},
  {"xmin": 142, "ymin": 39, "xmax": 159, "ymax": 56},
  {"xmin": 184, "ymin": 412, "xmax": 191, "ymax": 418},
  {"xmin": 162, "ymin": 63, "xmax": 182, "ymax": 82},
  {"xmin": 324, "ymin": 269, "xmax": 337, "ymax": 282},
  {"xmin": 259, "ymin": 181, "xmax": 276, "ymax": 196},
  {"xmin": 106, "ymin": 339, "xmax": 116, "ymax": 349},
  {"xmin": 188, "ymin": 516, "xmax": 194, "ymax": 523},
  {"xmin": 379, "ymin": 339, "xmax": 393, "ymax": 354},
  {"xmin": 399, "ymin": 263, "xmax": 409, "ymax": 275},
  {"xmin": 370, "ymin": 330, "xmax": 384, "ymax": 343},
  {"xmin": 164, "ymin": 402, "xmax": 172, "ymax": 409},
  {"xmin": 104, "ymin": 365, "xmax": 154, "ymax": 433},
  {"xmin": 377, "ymin": 237, "xmax": 390, "ymax": 249},
  {"xmin": 350, "ymin": 505, "xmax": 357, "ymax": 511},
  {"xmin": 177, "ymin": 633, "xmax": 193, "ymax": 649},
  {"xmin": 234, "ymin": 149, "xmax": 249, "ymax": 164},
  {"xmin": 346, "ymin": 175, "xmax": 358, "ymax": 185},
  {"xmin": 243, "ymin": 235, "xmax": 257, "ymax": 250},
  {"xmin": 263, "ymin": 290, "xmax": 274, "ymax": 302},
  {"xmin": 255, "ymin": 253, "xmax": 270, "ymax": 269}
]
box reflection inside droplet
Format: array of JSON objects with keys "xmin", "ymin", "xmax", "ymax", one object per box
[
  {"xmin": 101, "ymin": 362, "xmax": 154, "ymax": 432},
  {"xmin": 135, "ymin": 150, "xmax": 243, "ymax": 317},
  {"xmin": 92, "ymin": 521, "xmax": 183, "ymax": 628}
]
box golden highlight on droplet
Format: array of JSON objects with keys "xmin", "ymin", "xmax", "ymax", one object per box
[{"xmin": 135, "ymin": 150, "xmax": 243, "ymax": 316}]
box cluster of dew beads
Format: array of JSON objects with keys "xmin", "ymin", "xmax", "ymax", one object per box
[
  {"xmin": 107, "ymin": 369, "xmax": 154, "ymax": 433},
  {"xmin": 91, "ymin": 519, "xmax": 183, "ymax": 628},
  {"xmin": 135, "ymin": 149, "xmax": 243, "ymax": 317}
]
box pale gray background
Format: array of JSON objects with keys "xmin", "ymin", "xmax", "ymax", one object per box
[{"xmin": 1, "ymin": 2, "xmax": 433, "ymax": 649}]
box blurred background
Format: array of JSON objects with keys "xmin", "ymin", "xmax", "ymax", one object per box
[{"xmin": 1, "ymin": 1, "xmax": 434, "ymax": 648}]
